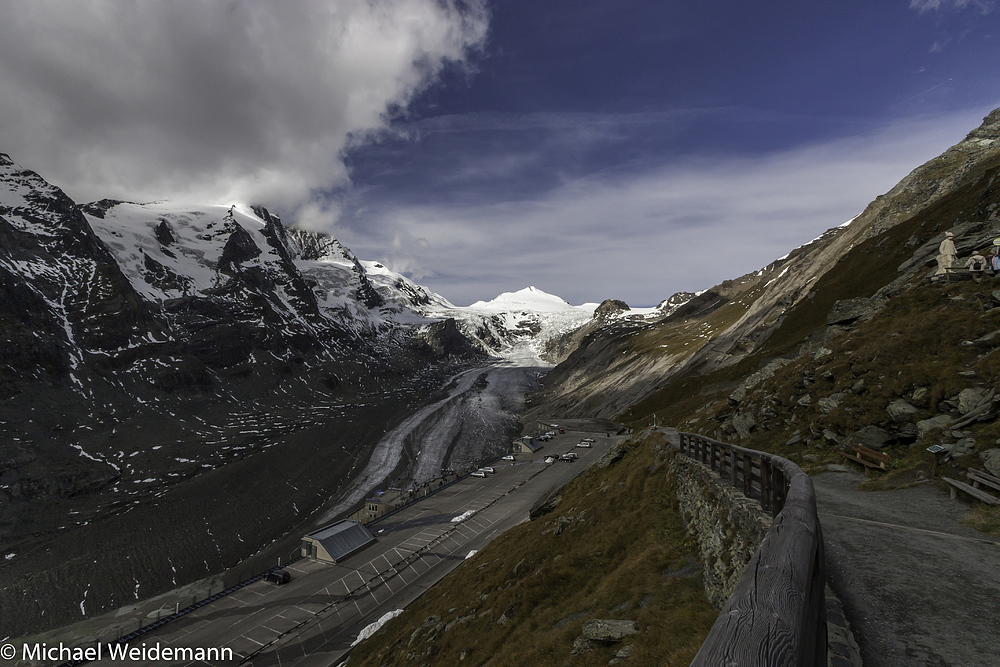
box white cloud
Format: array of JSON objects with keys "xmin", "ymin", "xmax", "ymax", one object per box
[
  {"xmin": 0, "ymin": 0, "xmax": 488, "ymax": 210},
  {"xmin": 344, "ymin": 107, "xmax": 997, "ymax": 306},
  {"xmin": 909, "ymin": 0, "xmax": 994, "ymax": 13}
]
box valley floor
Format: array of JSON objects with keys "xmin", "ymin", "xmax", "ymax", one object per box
[{"xmin": 3, "ymin": 360, "xmax": 543, "ymax": 648}]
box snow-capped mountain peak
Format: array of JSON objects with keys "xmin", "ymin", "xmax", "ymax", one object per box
[{"xmin": 468, "ymin": 286, "xmax": 580, "ymax": 313}]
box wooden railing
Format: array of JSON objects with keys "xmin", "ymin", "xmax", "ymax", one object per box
[{"xmin": 678, "ymin": 432, "xmax": 827, "ymax": 667}]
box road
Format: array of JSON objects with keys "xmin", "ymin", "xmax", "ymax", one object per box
[
  {"xmin": 84, "ymin": 424, "xmax": 620, "ymax": 666},
  {"xmin": 814, "ymin": 468, "xmax": 1000, "ymax": 667}
]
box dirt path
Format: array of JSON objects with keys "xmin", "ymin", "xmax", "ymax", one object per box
[{"xmin": 813, "ymin": 467, "xmax": 1000, "ymax": 667}]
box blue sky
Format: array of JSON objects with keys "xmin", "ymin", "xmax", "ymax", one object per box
[
  {"xmin": 1, "ymin": 0, "xmax": 998, "ymax": 305},
  {"xmin": 334, "ymin": 0, "xmax": 1000, "ymax": 305}
]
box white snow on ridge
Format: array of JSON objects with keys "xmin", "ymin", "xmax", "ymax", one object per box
[
  {"xmin": 468, "ymin": 286, "xmax": 577, "ymax": 313},
  {"xmin": 80, "ymin": 196, "xmax": 606, "ymax": 362},
  {"xmin": 85, "ymin": 201, "xmax": 271, "ymax": 302}
]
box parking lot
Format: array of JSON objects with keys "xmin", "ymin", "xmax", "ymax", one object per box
[{"xmin": 89, "ymin": 424, "xmax": 622, "ymax": 666}]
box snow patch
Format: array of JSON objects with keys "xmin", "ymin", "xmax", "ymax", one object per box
[{"xmin": 351, "ymin": 609, "xmax": 403, "ymax": 647}]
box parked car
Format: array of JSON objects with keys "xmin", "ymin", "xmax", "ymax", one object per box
[
  {"xmin": 562, "ymin": 452, "xmax": 579, "ymax": 459},
  {"xmin": 558, "ymin": 454, "xmax": 576, "ymax": 462},
  {"xmin": 480, "ymin": 466, "xmax": 495, "ymax": 474},
  {"xmin": 502, "ymin": 455, "xmax": 515, "ymax": 461},
  {"xmin": 471, "ymin": 470, "xmax": 486, "ymax": 478},
  {"xmin": 576, "ymin": 442, "xmax": 591, "ymax": 448},
  {"xmin": 558, "ymin": 429, "xmax": 565, "ymax": 434},
  {"xmin": 266, "ymin": 569, "xmax": 290, "ymax": 585},
  {"xmin": 544, "ymin": 456, "xmax": 557, "ymax": 464},
  {"xmin": 582, "ymin": 437, "xmax": 595, "ymax": 442}
]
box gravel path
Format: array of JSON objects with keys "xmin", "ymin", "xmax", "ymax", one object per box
[{"xmin": 813, "ymin": 468, "xmax": 1000, "ymax": 667}]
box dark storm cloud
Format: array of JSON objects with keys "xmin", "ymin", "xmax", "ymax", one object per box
[{"xmin": 0, "ymin": 0, "xmax": 488, "ymax": 209}]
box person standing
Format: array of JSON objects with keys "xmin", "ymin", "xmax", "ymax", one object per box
[
  {"xmin": 966, "ymin": 251, "xmax": 987, "ymax": 283},
  {"xmin": 935, "ymin": 231, "xmax": 958, "ymax": 277}
]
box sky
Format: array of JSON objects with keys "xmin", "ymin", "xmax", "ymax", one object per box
[{"xmin": 0, "ymin": 1, "xmax": 998, "ymax": 306}]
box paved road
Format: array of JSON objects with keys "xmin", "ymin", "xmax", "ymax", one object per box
[
  {"xmin": 814, "ymin": 468, "xmax": 1000, "ymax": 667},
  {"xmin": 85, "ymin": 426, "xmax": 620, "ymax": 666}
]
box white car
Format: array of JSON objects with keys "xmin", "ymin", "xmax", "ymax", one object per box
[
  {"xmin": 576, "ymin": 442, "xmax": 591, "ymax": 448},
  {"xmin": 544, "ymin": 456, "xmax": 557, "ymax": 464},
  {"xmin": 470, "ymin": 471, "xmax": 486, "ymax": 478},
  {"xmin": 582, "ymin": 437, "xmax": 595, "ymax": 442},
  {"xmin": 502, "ymin": 455, "xmax": 515, "ymax": 461},
  {"xmin": 480, "ymin": 466, "xmax": 495, "ymax": 474}
]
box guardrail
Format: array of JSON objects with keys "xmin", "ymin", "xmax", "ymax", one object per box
[{"xmin": 678, "ymin": 432, "xmax": 827, "ymax": 667}]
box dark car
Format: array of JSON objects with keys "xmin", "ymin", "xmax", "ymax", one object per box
[{"xmin": 266, "ymin": 569, "xmax": 290, "ymax": 585}]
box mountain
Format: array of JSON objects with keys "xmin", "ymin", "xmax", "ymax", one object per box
[
  {"xmin": 344, "ymin": 108, "xmax": 1000, "ymax": 665},
  {"xmin": 0, "ymin": 152, "xmax": 602, "ymax": 637},
  {"xmin": 527, "ymin": 107, "xmax": 1000, "ymax": 450}
]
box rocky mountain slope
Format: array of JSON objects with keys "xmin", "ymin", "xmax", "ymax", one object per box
[
  {"xmin": 0, "ymin": 153, "xmax": 599, "ymax": 637},
  {"xmin": 350, "ymin": 108, "xmax": 1000, "ymax": 667},
  {"xmin": 527, "ymin": 108, "xmax": 1000, "ymax": 442}
]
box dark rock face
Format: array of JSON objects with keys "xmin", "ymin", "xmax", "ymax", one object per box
[
  {"xmin": 154, "ymin": 219, "xmax": 175, "ymax": 246},
  {"xmin": 0, "ymin": 153, "xmax": 477, "ymax": 637},
  {"xmin": 218, "ymin": 224, "xmax": 262, "ymax": 268},
  {"xmin": 412, "ymin": 318, "xmax": 485, "ymax": 361},
  {"xmin": 827, "ymin": 297, "xmax": 879, "ymax": 325},
  {"xmin": 594, "ymin": 299, "xmax": 630, "ymax": 319}
]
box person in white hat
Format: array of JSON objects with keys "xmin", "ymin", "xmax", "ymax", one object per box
[
  {"xmin": 992, "ymin": 238, "xmax": 1000, "ymax": 275},
  {"xmin": 935, "ymin": 231, "xmax": 958, "ymax": 276}
]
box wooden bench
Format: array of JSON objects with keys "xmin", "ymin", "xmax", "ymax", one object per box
[
  {"xmin": 838, "ymin": 443, "xmax": 890, "ymax": 474},
  {"xmin": 942, "ymin": 468, "xmax": 1000, "ymax": 505}
]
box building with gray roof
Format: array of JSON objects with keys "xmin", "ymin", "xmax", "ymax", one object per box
[{"xmin": 301, "ymin": 520, "xmax": 376, "ymax": 563}]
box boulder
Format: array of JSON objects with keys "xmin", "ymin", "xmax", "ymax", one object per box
[
  {"xmin": 571, "ymin": 636, "xmax": 603, "ymax": 655},
  {"xmin": 886, "ymin": 399, "xmax": 919, "ymax": 423},
  {"xmin": 850, "ymin": 379, "xmax": 866, "ymax": 395},
  {"xmin": 951, "ymin": 439, "xmax": 976, "ymax": 458},
  {"xmin": 609, "ymin": 645, "xmax": 634, "ymax": 666},
  {"xmin": 827, "ymin": 297, "xmax": 878, "ymax": 325},
  {"xmin": 818, "ymin": 393, "xmax": 846, "ymax": 415},
  {"xmin": 847, "ymin": 426, "xmax": 893, "ymax": 450},
  {"xmin": 581, "ymin": 619, "xmax": 640, "ymax": 642},
  {"xmin": 728, "ymin": 358, "xmax": 792, "ymax": 405},
  {"xmin": 732, "ymin": 412, "xmax": 756, "ymax": 440},
  {"xmin": 981, "ymin": 449, "xmax": 1000, "ymax": 477},
  {"xmin": 916, "ymin": 415, "xmax": 955, "ymax": 440},
  {"xmin": 957, "ymin": 388, "xmax": 989, "ymax": 415}
]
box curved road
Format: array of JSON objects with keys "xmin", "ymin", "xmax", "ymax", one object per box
[{"xmin": 814, "ymin": 468, "xmax": 1000, "ymax": 667}]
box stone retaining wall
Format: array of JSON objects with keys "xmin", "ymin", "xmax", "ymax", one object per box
[{"xmin": 668, "ymin": 453, "xmax": 773, "ymax": 609}]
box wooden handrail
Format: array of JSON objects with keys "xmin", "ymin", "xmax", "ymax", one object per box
[{"xmin": 678, "ymin": 432, "xmax": 826, "ymax": 667}]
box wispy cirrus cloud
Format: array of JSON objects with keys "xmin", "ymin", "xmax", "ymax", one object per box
[
  {"xmin": 909, "ymin": 0, "xmax": 994, "ymax": 13},
  {"xmin": 339, "ymin": 107, "xmax": 996, "ymax": 306},
  {"xmin": 0, "ymin": 0, "xmax": 488, "ymax": 210}
]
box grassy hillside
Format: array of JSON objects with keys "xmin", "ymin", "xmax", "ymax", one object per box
[{"xmin": 346, "ymin": 431, "xmax": 717, "ymax": 666}]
